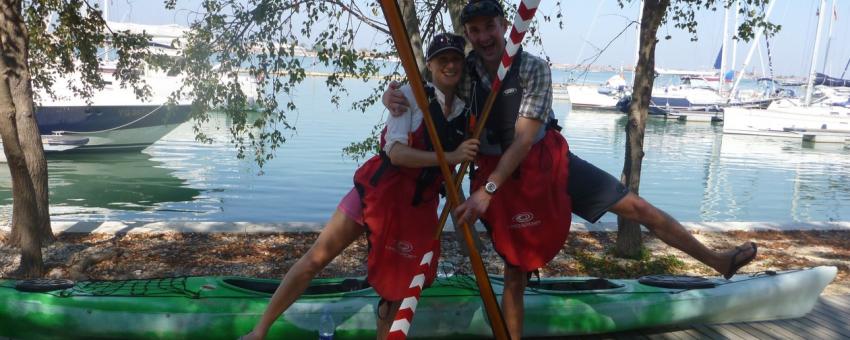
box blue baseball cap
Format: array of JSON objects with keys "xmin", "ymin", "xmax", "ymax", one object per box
[{"xmin": 426, "ymin": 33, "xmax": 466, "ymax": 61}]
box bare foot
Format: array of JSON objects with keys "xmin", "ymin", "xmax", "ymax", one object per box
[{"xmin": 719, "ymin": 242, "xmax": 758, "ymax": 279}]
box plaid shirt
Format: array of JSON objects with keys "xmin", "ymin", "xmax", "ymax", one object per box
[{"xmin": 459, "ymin": 50, "xmax": 553, "ymax": 122}]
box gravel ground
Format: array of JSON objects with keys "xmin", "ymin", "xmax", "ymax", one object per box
[{"xmin": 1, "ymin": 230, "xmax": 847, "ymax": 295}]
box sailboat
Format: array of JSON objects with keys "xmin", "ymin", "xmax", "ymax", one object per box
[
  {"xmin": 28, "ymin": 9, "xmax": 194, "ymax": 155},
  {"xmin": 559, "ymin": 2, "xmax": 635, "ymax": 111},
  {"xmin": 616, "ymin": 3, "xmax": 776, "ymax": 121},
  {"xmin": 29, "ymin": 16, "xmax": 260, "ymax": 156},
  {"xmin": 36, "ymin": 56, "xmax": 193, "ymax": 153},
  {"xmin": 561, "ymin": 72, "xmax": 631, "ymax": 111},
  {"xmin": 723, "ymin": 0, "xmax": 850, "ymax": 142}
]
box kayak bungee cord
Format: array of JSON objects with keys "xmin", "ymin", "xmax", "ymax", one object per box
[
  {"xmin": 435, "ymin": 0, "xmax": 542, "ymax": 238},
  {"xmin": 377, "ymin": 1, "xmax": 511, "ymax": 339}
]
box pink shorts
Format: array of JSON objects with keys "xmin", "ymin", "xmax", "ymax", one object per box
[{"xmin": 337, "ymin": 187, "xmax": 365, "ymax": 225}]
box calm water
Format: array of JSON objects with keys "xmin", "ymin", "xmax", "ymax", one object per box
[{"xmin": 1, "ymin": 76, "xmax": 848, "ymax": 224}]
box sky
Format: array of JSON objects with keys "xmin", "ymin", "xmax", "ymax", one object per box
[{"xmin": 104, "ymin": 0, "xmax": 850, "ymax": 78}]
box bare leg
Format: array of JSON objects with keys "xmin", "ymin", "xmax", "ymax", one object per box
[
  {"xmin": 609, "ymin": 192, "xmax": 756, "ymax": 276},
  {"xmin": 376, "ymin": 300, "xmax": 402, "ymax": 340},
  {"xmin": 502, "ymin": 264, "xmax": 528, "ymax": 340},
  {"xmin": 243, "ymin": 210, "xmax": 367, "ymax": 340}
]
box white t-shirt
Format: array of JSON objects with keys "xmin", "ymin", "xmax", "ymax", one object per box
[{"xmin": 383, "ymin": 83, "xmax": 466, "ymax": 155}]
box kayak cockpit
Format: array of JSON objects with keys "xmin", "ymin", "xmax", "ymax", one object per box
[
  {"xmin": 527, "ymin": 278, "xmax": 623, "ymax": 291},
  {"xmin": 223, "ymin": 278, "xmax": 370, "ymax": 295}
]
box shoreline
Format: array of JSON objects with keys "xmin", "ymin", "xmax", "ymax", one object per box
[
  {"xmin": 2, "ymin": 220, "xmax": 849, "ymax": 234},
  {"xmin": 1, "ymin": 226, "xmax": 848, "ymax": 296}
]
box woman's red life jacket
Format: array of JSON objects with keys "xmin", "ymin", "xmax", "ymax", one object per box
[
  {"xmin": 353, "ymin": 87, "xmax": 466, "ymax": 301},
  {"xmin": 472, "ymin": 129, "xmax": 572, "ymax": 272}
]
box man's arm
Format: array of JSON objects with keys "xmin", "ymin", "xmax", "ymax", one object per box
[
  {"xmin": 382, "ymin": 81, "xmax": 410, "ymax": 116},
  {"xmin": 383, "ymin": 70, "xmax": 471, "ymax": 117},
  {"xmin": 455, "ymin": 117, "xmax": 542, "ymax": 225},
  {"xmin": 455, "ymin": 52, "xmax": 552, "ymax": 224}
]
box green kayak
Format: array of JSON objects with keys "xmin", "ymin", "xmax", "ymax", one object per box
[{"xmin": 0, "ymin": 266, "xmax": 835, "ymax": 339}]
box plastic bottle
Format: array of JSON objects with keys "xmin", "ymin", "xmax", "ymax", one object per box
[{"xmin": 318, "ymin": 308, "xmax": 335, "ymax": 340}]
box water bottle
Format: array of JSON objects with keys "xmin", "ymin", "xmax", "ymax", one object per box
[{"xmin": 318, "ymin": 308, "xmax": 335, "ymax": 340}]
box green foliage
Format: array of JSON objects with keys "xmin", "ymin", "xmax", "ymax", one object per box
[
  {"xmin": 342, "ymin": 122, "xmax": 383, "ymax": 163},
  {"xmin": 162, "ymin": 0, "xmax": 408, "ymax": 166},
  {"xmin": 574, "ymin": 247, "xmax": 686, "ymax": 278},
  {"xmin": 24, "ymin": 0, "xmax": 152, "ymax": 104},
  {"xmin": 21, "ymin": 1, "xmax": 780, "ymax": 167},
  {"xmin": 163, "ymin": 0, "xmax": 566, "ymax": 164}
]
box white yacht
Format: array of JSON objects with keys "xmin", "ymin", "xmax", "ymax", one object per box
[
  {"xmin": 559, "ymin": 74, "xmax": 630, "ymax": 111},
  {"xmin": 35, "ymin": 66, "xmax": 193, "ymax": 152},
  {"xmin": 722, "ymin": 0, "xmax": 850, "ymax": 143},
  {"xmin": 28, "ymin": 20, "xmax": 261, "ymax": 155},
  {"xmin": 723, "ymin": 95, "xmax": 850, "ymax": 140}
]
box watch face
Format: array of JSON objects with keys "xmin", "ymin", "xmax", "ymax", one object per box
[{"xmin": 485, "ymin": 182, "xmax": 497, "ymax": 194}]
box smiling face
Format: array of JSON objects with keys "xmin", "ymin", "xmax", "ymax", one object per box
[
  {"xmin": 463, "ymin": 15, "xmax": 508, "ymax": 67},
  {"xmin": 427, "ymin": 50, "xmax": 465, "ymax": 90}
]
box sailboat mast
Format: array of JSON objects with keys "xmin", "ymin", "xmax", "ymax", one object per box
[
  {"xmin": 633, "ymin": 0, "xmax": 644, "ymax": 83},
  {"xmin": 843, "ymin": 57, "xmax": 850, "ymax": 79},
  {"xmin": 804, "ymin": 0, "xmax": 828, "ymax": 106},
  {"xmin": 731, "ymin": 0, "xmax": 740, "ymax": 72},
  {"xmin": 756, "ymin": 42, "xmax": 767, "ymax": 78},
  {"xmin": 728, "ymin": 0, "xmax": 777, "ymax": 101},
  {"xmin": 103, "ymin": 0, "xmax": 110, "ymax": 63},
  {"xmin": 719, "ymin": 4, "xmax": 730, "ymax": 94},
  {"xmin": 820, "ymin": 0, "xmax": 836, "ymax": 74},
  {"xmin": 574, "ymin": 1, "xmax": 605, "ymax": 68}
]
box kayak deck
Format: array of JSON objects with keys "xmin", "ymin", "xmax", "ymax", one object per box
[{"xmin": 0, "ymin": 266, "xmax": 837, "ymax": 339}]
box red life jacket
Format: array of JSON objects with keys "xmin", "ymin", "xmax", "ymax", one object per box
[
  {"xmin": 472, "ymin": 129, "xmax": 572, "ymax": 272},
  {"xmin": 353, "ymin": 87, "xmax": 466, "ymax": 301}
]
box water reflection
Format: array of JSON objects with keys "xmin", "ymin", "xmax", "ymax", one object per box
[
  {"xmin": 562, "ymin": 110, "xmax": 850, "ymax": 223},
  {"xmin": 0, "ymin": 77, "xmax": 847, "ymax": 224},
  {"xmin": 0, "ymin": 152, "xmax": 200, "ymax": 217},
  {"xmin": 707, "ymin": 134, "xmax": 850, "ymax": 221}
]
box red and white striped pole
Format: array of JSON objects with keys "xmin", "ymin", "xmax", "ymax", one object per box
[
  {"xmin": 493, "ymin": 0, "xmax": 541, "ymax": 89},
  {"xmin": 388, "ymin": 1, "xmax": 541, "ymax": 339},
  {"xmin": 387, "ymin": 240, "xmax": 437, "ymax": 339}
]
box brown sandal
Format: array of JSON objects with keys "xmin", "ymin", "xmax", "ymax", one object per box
[{"xmin": 724, "ymin": 242, "xmax": 757, "ymax": 280}]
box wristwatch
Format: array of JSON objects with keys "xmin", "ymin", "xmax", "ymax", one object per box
[{"xmin": 484, "ymin": 181, "xmax": 498, "ymax": 195}]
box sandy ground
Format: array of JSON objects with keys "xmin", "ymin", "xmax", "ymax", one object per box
[{"xmin": 0, "ymin": 230, "xmax": 847, "ymax": 295}]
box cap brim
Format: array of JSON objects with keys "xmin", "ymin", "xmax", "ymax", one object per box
[{"xmin": 427, "ymin": 47, "xmax": 465, "ymax": 60}]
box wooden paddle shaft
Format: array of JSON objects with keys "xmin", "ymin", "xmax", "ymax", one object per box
[{"xmin": 378, "ymin": 1, "xmax": 511, "ymax": 339}]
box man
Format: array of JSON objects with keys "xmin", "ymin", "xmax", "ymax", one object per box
[{"xmin": 383, "ymin": 1, "xmax": 757, "ymax": 338}]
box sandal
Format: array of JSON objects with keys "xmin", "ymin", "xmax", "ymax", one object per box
[{"xmin": 724, "ymin": 242, "xmax": 757, "ymax": 280}]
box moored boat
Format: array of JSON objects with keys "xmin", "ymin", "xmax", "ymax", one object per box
[
  {"xmin": 723, "ymin": 98, "xmax": 850, "ymax": 139},
  {"xmin": 0, "ymin": 266, "xmax": 836, "ymax": 339},
  {"xmin": 36, "ymin": 102, "xmax": 191, "ymax": 152}
]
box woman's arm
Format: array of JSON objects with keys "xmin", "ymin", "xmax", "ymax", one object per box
[{"xmin": 387, "ymin": 139, "xmax": 479, "ymax": 168}]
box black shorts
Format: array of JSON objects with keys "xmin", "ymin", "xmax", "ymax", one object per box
[{"xmin": 568, "ymin": 152, "xmax": 629, "ymax": 223}]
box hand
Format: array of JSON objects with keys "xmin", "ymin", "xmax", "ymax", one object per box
[
  {"xmin": 382, "ymin": 81, "xmax": 409, "ymax": 117},
  {"xmin": 454, "ymin": 188, "xmax": 492, "ymax": 226},
  {"xmin": 446, "ymin": 139, "xmax": 479, "ymax": 165}
]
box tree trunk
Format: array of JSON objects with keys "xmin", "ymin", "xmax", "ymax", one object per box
[
  {"xmin": 0, "ymin": 63, "xmax": 43, "ymax": 278},
  {"xmin": 1, "ymin": 0, "xmax": 53, "ymax": 277},
  {"xmin": 447, "ymin": 0, "xmax": 465, "ymax": 36},
  {"xmin": 616, "ymin": 0, "xmax": 669, "ymax": 259},
  {"xmin": 399, "ymin": 0, "xmax": 427, "ymax": 78}
]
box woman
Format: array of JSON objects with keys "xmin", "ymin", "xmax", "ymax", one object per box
[{"xmin": 242, "ymin": 33, "xmax": 477, "ymax": 340}]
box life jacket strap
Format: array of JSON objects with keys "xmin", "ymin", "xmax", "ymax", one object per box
[{"xmin": 369, "ymin": 152, "xmax": 393, "ymax": 186}]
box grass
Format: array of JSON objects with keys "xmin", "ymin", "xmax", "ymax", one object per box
[{"xmin": 573, "ymin": 246, "xmax": 686, "ymax": 278}]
